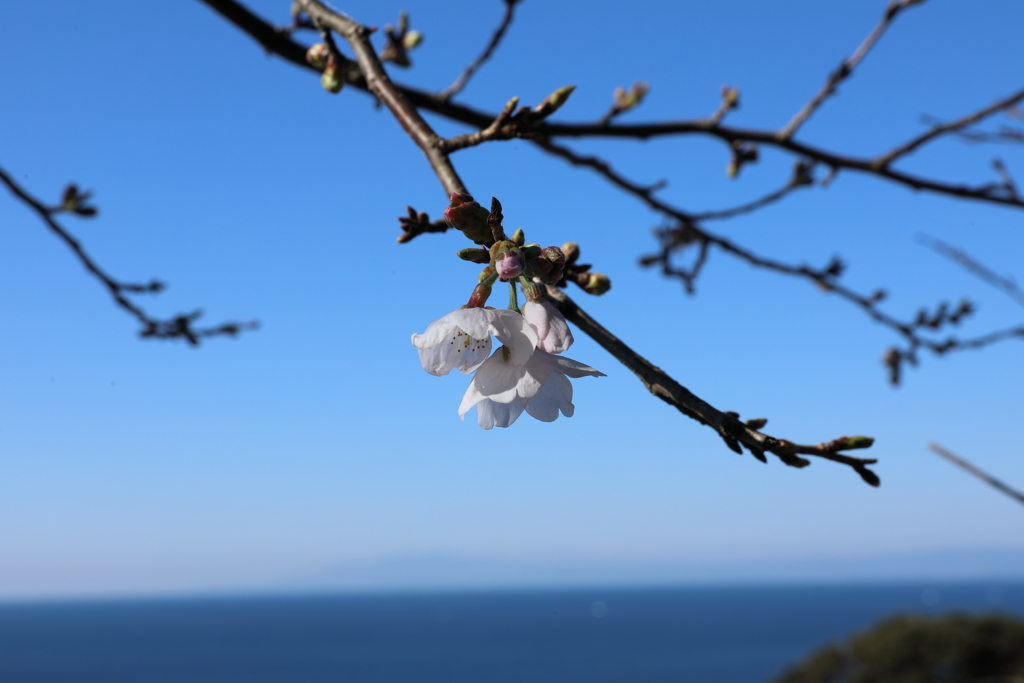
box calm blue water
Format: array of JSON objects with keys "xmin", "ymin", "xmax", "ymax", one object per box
[{"xmin": 1, "ymin": 582, "xmax": 1022, "ymax": 683}]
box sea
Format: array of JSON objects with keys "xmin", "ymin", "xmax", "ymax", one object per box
[{"xmin": 1, "ymin": 582, "xmax": 1022, "ymax": 683}]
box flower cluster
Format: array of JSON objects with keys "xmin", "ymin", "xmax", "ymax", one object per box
[
  {"xmin": 410, "ymin": 193, "xmax": 607, "ymax": 429},
  {"xmin": 413, "ymin": 303, "xmax": 604, "ymax": 429}
]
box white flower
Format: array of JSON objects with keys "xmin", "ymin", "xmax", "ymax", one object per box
[
  {"xmin": 411, "ymin": 307, "xmax": 537, "ymax": 376},
  {"xmin": 459, "ymin": 348, "xmax": 605, "ymax": 429},
  {"xmin": 522, "ymin": 301, "xmax": 573, "ymax": 354}
]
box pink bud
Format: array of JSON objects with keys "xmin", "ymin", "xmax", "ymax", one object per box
[{"xmin": 494, "ymin": 250, "xmax": 524, "ymax": 279}]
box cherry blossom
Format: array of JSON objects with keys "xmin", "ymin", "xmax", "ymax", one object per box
[
  {"xmin": 458, "ymin": 348, "xmax": 604, "ymax": 429},
  {"xmin": 412, "ymin": 307, "xmax": 536, "ymax": 376}
]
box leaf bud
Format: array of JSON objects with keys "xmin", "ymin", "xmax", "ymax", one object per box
[
  {"xmin": 321, "ymin": 59, "xmax": 343, "ymax": 94},
  {"xmin": 457, "ymin": 248, "xmax": 491, "ymax": 264},
  {"xmin": 532, "ymin": 85, "xmax": 576, "ymax": 119},
  {"xmin": 560, "ymin": 242, "xmax": 580, "ymax": 265},
  {"xmin": 306, "ymin": 43, "xmax": 330, "ymax": 70},
  {"xmin": 402, "ymin": 30, "xmax": 423, "ymax": 50},
  {"xmin": 443, "ymin": 193, "xmax": 492, "ymax": 245},
  {"xmin": 511, "ymin": 228, "xmax": 525, "ymax": 246},
  {"xmin": 580, "ymin": 272, "xmax": 611, "ymax": 295}
]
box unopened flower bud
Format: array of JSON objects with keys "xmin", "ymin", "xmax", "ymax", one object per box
[
  {"xmin": 511, "ymin": 228, "xmax": 525, "ymax": 246},
  {"xmin": 561, "ymin": 242, "xmax": 580, "ymax": 265},
  {"xmin": 457, "ymin": 247, "xmax": 491, "ymax": 264},
  {"xmin": 444, "ymin": 193, "xmax": 492, "ymax": 245},
  {"xmin": 306, "ymin": 43, "xmax": 330, "ymax": 69},
  {"xmin": 530, "ymin": 246, "xmax": 566, "ymax": 284},
  {"xmin": 581, "ymin": 272, "xmax": 611, "ymax": 295},
  {"xmin": 321, "ymin": 59, "xmax": 343, "ymax": 94},
  {"xmin": 490, "ymin": 241, "xmax": 525, "ymax": 280}
]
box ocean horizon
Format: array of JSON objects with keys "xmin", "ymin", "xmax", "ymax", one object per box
[{"xmin": 2, "ymin": 580, "xmax": 1022, "ymax": 682}]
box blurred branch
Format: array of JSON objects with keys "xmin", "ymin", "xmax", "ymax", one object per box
[
  {"xmin": 877, "ymin": 89, "xmax": 1024, "ymax": 167},
  {"xmin": 928, "ymin": 443, "xmax": 1024, "ymax": 507},
  {"xmin": 778, "ymin": 0, "xmax": 925, "ymax": 140},
  {"xmin": 0, "ymin": 165, "xmax": 257, "ymax": 344},
  {"xmin": 437, "ymin": 0, "xmax": 520, "ymax": 102},
  {"xmin": 919, "ymin": 234, "xmax": 1024, "ymax": 308}
]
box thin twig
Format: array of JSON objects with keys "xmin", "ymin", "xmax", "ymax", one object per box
[
  {"xmin": 437, "ymin": 0, "xmax": 520, "ymax": 102},
  {"xmin": 876, "ymin": 88, "xmax": 1024, "ymax": 167},
  {"xmin": 928, "ymin": 443, "xmax": 1024, "ymax": 507},
  {"xmin": 0, "ymin": 165, "xmax": 257, "ymax": 344},
  {"xmin": 692, "ymin": 162, "xmax": 815, "ymax": 221},
  {"xmin": 919, "ymin": 234, "xmax": 1024, "ymax": 308},
  {"xmin": 778, "ymin": 0, "xmax": 924, "ymax": 140}
]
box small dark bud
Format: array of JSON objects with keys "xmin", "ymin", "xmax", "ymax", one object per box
[{"xmin": 744, "ymin": 418, "xmax": 768, "ymax": 430}]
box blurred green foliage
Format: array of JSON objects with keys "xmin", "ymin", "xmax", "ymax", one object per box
[{"xmin": 773, "ymin": 614, "xmax": 1024, "ymax": 683}]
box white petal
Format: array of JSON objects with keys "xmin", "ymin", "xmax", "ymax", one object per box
[
  {"xmin": 458, "ymin": 377, "xmax": 486, "ymax": 419},
  {"xmin": 516, "ymin": 351, "xmax": 555, "ymax": 400},
  {"xmin": 488, "ymin": 309, "xmax": 538, "ymax": 366},
  {"xmin": 470, "ymin": 348, "xmax": 526, "ymax": 403},
  {"xmin": 549, "ymin": 353, "xmax": 606, "ymax": 378},
  {"xmin": 525, "ymin": 371, "xmax": 574, "ymax": 422},
  {"xmin": 411, "ymin": 317, "xmax": 456, "ymax": 350},
  {"xmin": 524, "ymin": 301, "xmax": 574, "ymax": 354},
  {"xmin": 476, "ymin": 397, "xmax": 526, "ymax": 429},
  {"xmin": 446, "ymin": 308, "xmax": 494, "ymax": 340}
]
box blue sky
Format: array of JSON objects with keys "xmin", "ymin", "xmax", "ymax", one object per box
[{"xmin": 1, "ymin": 0, "xmax": 1022, "ymax": 598}]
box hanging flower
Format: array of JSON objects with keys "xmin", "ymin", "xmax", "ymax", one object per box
[
  {"xmin": 412, "ymin": 307, "xmax": 536, "ymax": 376},
  {"xmin": 459, "ymin": 348, "xmax": 604, "ymax": 429},
  {"xmin": 522, "ymin": 301, "xmax": 573, "ymax": 354}
]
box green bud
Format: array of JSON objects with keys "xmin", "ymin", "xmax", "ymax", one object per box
[
  {"xmin": 561, "ymin": 242, "xmax": 580, "ymax": 264},
  {"xmin": 306, "ymin": 43, "xmax": 330, "ymax": 69},
  {"xmin": 402, "ymin": 30, "xmax": 423, "ymax": 50},
  {"xmin": 581, "ymin": 272, "xmax": 611, "ymax": 295},
  {"xmin": 532, "ymin": 85, "xmax": 575, "ymax": 119},
  {"xmin": 321, "ymin": 60, "xmax": 343, "ymax": 94},
  {"xmin": 511, "ymin": 228, "xmax": 525, "ymax": 246},
  {"xmin": 457, "ymin": 248, "xmax": 491, "ymax": 264},
  {"xmin": 843, "ymin": 436, "xmax": 875, "ymax": 450}
]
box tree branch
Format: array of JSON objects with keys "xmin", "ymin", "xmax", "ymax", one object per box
[
  {"xmin": 0, "ymin": 165, "xmax": 257, "ymax": 344},
  {"xmin": 293, "ymin": 0, "xmax": 467, "ymax": 197},
  {"xmin": 545, "ymin": 285, "xmax": 880, "ymax": 486},
  {"xmin": 929, "ymin": 443, "xmax": 1024, "ymax": 507},
  {"xmin": 437, "ymin": 0, "xmax": 520, "ymax": 102},
  {"xmin": 778, "ymin": 0, "xmax": 924, "ymax": 140}
]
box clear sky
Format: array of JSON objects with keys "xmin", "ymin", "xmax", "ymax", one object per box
[{"xmin": 1, "ymin": 0, "xmax": 1022, "ymax": 599}]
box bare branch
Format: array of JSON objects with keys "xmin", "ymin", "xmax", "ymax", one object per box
[
  {"xmin": 546, "ymin": 285, "xmax": 880, "ymax": 486},
  {"xmin": 929, "ymin": 443, "xmax": 1024, "ymax": 507},
  {"xmin": 692, "ymin": 160, "xmax": 816, "ymax": 221},
  {"xmin": 201, "ymin": 0, "xmax": 1024, "ymax": 212},
  {"xmin": 919, "ymin": 234, "xmax": 1024, "ymax": 308},
  {"xmin": 876, "ymin": 88, "xmax": 1024, "ymax": 168},
  {"xmin": 778, "ymin": 0, "xmax": 925, "ymax": 140},
  {"xmin": 292, "ymin": 0, "xmax": 467, "ymax": 197},
  {"xmin": 0, "ymin": 165, "xmax": 257, "ymax": 344},
  {"xmin": 437, "ymin": 0, "xmax": 520, "ymax": 101}
]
